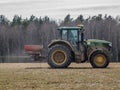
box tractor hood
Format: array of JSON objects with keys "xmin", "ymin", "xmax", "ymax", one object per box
[{"xmin": 86, "ymin": 39, "xmax": 112, "ymax": 47}]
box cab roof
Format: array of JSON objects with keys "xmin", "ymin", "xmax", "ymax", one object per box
[{"xmin": 58, "ymin": 27, "xmax": 81, "ymax": 30}]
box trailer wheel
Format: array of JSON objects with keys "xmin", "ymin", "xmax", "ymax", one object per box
[
  {"xmin": 33, "ymin": 55, "xmax": 40, "ymax": 61},
  {"xmin": 48, "ymin": 45, "xmax": 71, "ymax": 68}
]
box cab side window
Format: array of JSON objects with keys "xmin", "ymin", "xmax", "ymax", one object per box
[{"xmin": 68, "ymin": 30, "xmax": 78, "ymax": 42}]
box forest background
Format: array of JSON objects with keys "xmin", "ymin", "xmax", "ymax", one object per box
[{"xmin": 0, "ymin": 14, "xmax": 120, "ymax": 62}]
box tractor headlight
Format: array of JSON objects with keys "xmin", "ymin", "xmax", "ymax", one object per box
[
  {"xmin": 108, "ymin": 43, "xmax": 112, "ymax": 47},
  {"xmin": 87, "ymin": 42, "xmax": 91, "ymax": 45}
]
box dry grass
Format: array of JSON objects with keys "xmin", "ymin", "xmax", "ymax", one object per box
[{"xmin": 0, "ymin": 63, "xmax": 120, "ymax": 90}]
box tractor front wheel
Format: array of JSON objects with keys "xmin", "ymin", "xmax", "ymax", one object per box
[
  {"xmin": 90, "ymin": 50, "xmax": 110, "ymax": 68},
  {"xmin": 48, "ymin": 45, "xmax": 71, "ymax": 68}
]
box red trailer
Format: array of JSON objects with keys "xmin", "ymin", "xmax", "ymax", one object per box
[{"xmin": 24, "ymin": 45, "xmax": 45, "ymax": 61}]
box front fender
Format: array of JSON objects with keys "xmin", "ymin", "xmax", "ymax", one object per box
[{"xmin": 87, "ymin": 46, "xmax": 111, "ymax": 61}]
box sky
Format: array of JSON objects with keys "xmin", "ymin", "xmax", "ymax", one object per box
[{"xmin": 0, "ymin": 0, "xmax": 120, "ymax": 20}]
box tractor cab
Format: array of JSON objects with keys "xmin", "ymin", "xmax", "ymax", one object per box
[{"xmin": 58, "ymin": 26, "xmax": 84, "ymax": 50}]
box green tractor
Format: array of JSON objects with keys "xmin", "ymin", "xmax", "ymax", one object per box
[{"xmin": 48, "ymin": 25, "xmax": 112, "ymax": 68}]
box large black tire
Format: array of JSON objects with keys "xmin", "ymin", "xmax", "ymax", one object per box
[
  {"xmin": 48, "ymin": 45, "xmax": 71, "ymax": 68},
  {"xmin": 90, "ymin": 50, "xmax": 110, "ymax": 68}
]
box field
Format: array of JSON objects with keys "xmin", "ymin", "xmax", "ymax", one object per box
[{"xmin": 0, "ymin": 63, "xmax": 120, "ymax": 90}]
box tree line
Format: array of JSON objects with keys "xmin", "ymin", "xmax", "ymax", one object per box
[{"xmin": 0, "ymin": 14, "xmax": 120, "ymax": 62}]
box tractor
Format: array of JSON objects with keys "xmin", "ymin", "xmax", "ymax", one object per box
[{"xmin": 47, "ymin": 25, "xmax": 112, "ymax": 68}]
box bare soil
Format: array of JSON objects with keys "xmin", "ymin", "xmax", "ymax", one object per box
[{"xmin": 0, "ymin": 63, "xmax": 120, "ymax": 90}]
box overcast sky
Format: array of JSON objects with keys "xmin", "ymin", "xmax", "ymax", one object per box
[{"xmin": 0, "ymin": 0, "xmax": 120, "ymax": 20}]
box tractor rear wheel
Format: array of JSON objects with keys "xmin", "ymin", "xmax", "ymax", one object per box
[
  {"xmin": 48, "ymin": 45, "xmax": 71, "ymax": 68},
  {"xmin": 90, "ymin": 50, "xmax": 110, "ymax": 68}
]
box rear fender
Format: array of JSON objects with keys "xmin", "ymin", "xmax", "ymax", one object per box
[{"xmin": 48, "ymin": 40, "xmax": 74, "ymax": 51}]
